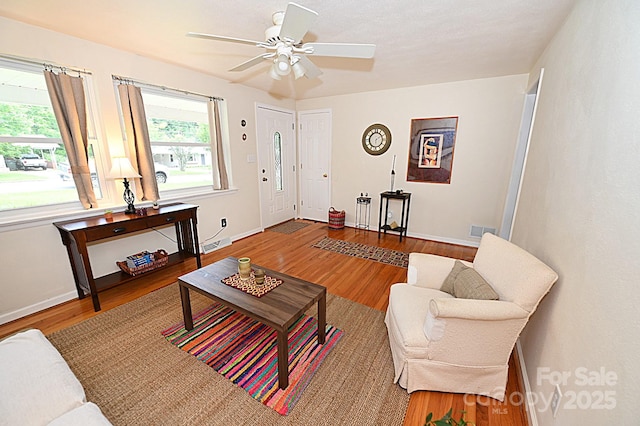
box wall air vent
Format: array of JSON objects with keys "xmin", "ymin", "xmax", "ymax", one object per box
[
  {"xmin": 469, "ymin": 225, "xmax": 497, "ymax": 238},
  {"xmin": 200, "ymin": 237, "xmax": 232, "ymax": 254}
]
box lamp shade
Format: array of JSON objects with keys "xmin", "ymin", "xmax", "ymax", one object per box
[
  {"xmin": 292, "ymin": 58, "xmax": 306, "ymax": 79},
  {"xmin": 109, "ymin": 157, "xmax": 141, "ymax": 179},
  {"xmin": 269, "ymin": 63, "xmax": 282, "ymax": 80},
  {"xmin": 274, "ymin": 54, "xmax": 291, "ymax": 76}
]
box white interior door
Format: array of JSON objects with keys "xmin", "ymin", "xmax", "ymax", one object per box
[
  {"xmin": 299, "ymin": 109, "xmax": 331, "ymax": 222},
  {"xmin": 256, "ymin": 105, "xmax": 296, "ymax": 228}
]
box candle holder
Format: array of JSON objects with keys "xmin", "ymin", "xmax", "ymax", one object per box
[{"xmin": 238, "ymin": 257, "xmax": 251, "ymax": 280}]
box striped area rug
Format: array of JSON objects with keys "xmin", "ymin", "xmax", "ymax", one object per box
[{"xmin": 162, "ymin": 303, "xmax": 343, "ymax": 415}]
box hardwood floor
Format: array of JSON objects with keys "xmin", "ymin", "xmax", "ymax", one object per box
[{"xmin": 0, "ymin": 221, "xmax": 527, "ymax": 426}]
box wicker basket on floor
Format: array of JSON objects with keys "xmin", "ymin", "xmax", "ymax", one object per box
[
  {"xmin": 117, "ymin": 249, "xmax": 169, "ymax": 276},
  {"xmin": 328, "ymin": 207, "xmax": 345, "ymax": 230}
]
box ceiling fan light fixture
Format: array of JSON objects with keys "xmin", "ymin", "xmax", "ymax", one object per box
[
  {"xmin": 291, "ymin": 58, "xmax": 306, "ymax": 79},
  {"xmin": 269, "ymin": 63, "xmax": 282, "ymax": 80},
  {"xmin": 275, "ymin": 54, "xmax": 291, "ymax": 76}
]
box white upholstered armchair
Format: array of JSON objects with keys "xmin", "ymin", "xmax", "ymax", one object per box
[{"xmin": 384, "ymin": 233, "xmax": 558, "ymax": 401}]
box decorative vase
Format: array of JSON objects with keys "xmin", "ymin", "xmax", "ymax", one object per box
[{"xmin": 238, "ymin": 257, "xmax": 251, "ymax": 280}]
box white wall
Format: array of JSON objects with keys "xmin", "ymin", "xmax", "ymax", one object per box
[
  {"xmin": 296, "ymin": 75, "xmax": 529, "ymax": 245},
  {"xmin": 514, "ymin": 0, "xmax": 639, "ymax": 423},
  {"xmin": 0, "ymin": 17, "xmax": 294, "ymax": 322}
]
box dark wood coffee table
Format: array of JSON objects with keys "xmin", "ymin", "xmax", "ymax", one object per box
[{"xmin": 178, "ymin": 257, "xmax": 326, "ymax": 390}]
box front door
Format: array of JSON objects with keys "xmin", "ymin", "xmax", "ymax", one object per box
[{"xmin": 256, "ymin": 105, "xmax": 296, "ymax": 228}]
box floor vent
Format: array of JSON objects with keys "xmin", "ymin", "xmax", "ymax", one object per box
[
  {"xmin": 469, "ymin": 226, "xmax": 497, "ymax": 238},
  {"xmin": 201, "ymin": 237, "xmax": 232, "ymax": 254}
]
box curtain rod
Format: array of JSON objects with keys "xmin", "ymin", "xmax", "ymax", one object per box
[
  {"xmin": 112, "ymin": 75, "xmax": 223, "ymax": 101},
  {"xmin": 0, "ymin": 53, "xmax": 91, "ymax": 75}
]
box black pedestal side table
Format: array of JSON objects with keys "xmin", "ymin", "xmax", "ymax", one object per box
[{"xmin": 378, "ymin": 191, "xmax": 412, "ymax": 242}]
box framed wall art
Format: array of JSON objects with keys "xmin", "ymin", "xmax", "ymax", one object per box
[{"xmin": 407, "ymin": 116, "xmax": 458, "ymax": 184}]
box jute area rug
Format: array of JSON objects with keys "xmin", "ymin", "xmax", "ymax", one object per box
[
  {"xmin": 48, "ymin": 284, "xmax": 408, "ymax": 425},
  {"xmin": 267, "ymin": 220, "xmax": 311, "ymax": 234}
]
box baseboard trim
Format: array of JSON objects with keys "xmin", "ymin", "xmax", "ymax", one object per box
[
  {"xmin": 233, "ymin": 227, "xmax": 263, "ymax": 242},
  {"xmin": 408, "ymin": 231, "xmax": 481, "ymax": 248},
  {"xmin": 0, "ymin": 291, "xmax": 77, "ymax": 326},
  {"xmin": 342, "ymin": 221, "xmax": 480, "ymax": 248},
  {"xmin": 516, "ymin": 339, "xmax": 538, "ymax": 426}
]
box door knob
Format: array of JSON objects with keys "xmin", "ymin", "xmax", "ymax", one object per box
[
  {"xmin": 262, "ymin": 177, "xmax": 268, "ymax": 181},
  {"xmin": 323, "ymin": 173, "xmax": 328, "ymax": 178}
]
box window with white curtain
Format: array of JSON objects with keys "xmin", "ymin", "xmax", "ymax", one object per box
[{"xmin": 0, "ymin": 57, "xmax": 103, "ymax": 213}]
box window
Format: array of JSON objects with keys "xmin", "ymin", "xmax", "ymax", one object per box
[
  {"xmin": 134, "ymin": 87, "xmax": 216, "ymax": 193},
  {"xmin": 274, "ymin": 132, "xmax": 283, "ymax": 191},
  {"xmin": 0, "ymin": 58, "xmax": 102, "ymax": 212}
]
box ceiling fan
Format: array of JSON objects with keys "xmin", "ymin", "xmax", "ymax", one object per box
[{"xmin": 187, "ymin": 2, "xmax": 375, "ymax": 80}]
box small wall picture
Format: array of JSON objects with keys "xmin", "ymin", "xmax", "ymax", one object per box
[
  {"xmin": 407, "ymin": 116, "xmax": 458, "ymax": 184},
  {"xmin": 418, "ymin": 134, "xmax": 443, "ymax": 168}
]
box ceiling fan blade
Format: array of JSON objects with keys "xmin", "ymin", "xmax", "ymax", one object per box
[
  {"xmin": 279, "ymin": 2, "xmax": 318, "ymax": 43},
  {"xmin": 296, "ymin": 56, "xmax": 323, "ymax": 79},
  {"xmin": 303, "ymin": 43, "xmax": 376, "ymax": 58},
  {"xmin": 229, "ymin": 54, "xmax": 273, "ymax": 72},
  {"xmin": 187, "ymin": 32, "xmax": 262, "ymax": 47}
]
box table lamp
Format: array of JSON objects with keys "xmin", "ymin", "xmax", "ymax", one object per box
[{"xmin": 109, "ymin": 157, "xmax": 141, "ymax": 214}]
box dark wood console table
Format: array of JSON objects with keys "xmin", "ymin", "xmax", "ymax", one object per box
[
  {"xmin": 378, "ymin": 191, "xmax": 412, "ymax": 242},
  {"xmin": 54, "ymin": 202, "xmax": 201, "ymax": 311}
]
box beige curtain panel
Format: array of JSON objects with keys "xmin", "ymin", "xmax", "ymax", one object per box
[
  {"xmin": 43, "ymin": 70, "xmax": 97, "ymax": 209},
  {"xmin": 117, "ymin": 84, "xmax": 159, "ymax": 202},
  {"xmin": 208, "ymin": 99, "xmax": 230, "ymax": 190}
]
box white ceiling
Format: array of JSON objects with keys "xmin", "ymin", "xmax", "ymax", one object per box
[{"xmin": 0, "ymin": 0, "xmax": 576, "ymax": 100}]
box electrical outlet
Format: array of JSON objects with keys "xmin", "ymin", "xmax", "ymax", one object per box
[
  {"xmin": 221, "ymin": 218, "xmax": 227, "ymax": 228},
  {"xmin": 551, "ymin": 384, "xmax": 562, "ymax": 418}
]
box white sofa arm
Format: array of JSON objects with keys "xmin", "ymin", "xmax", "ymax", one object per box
[
  {"xmin": 429, "ymin": 298, "xmax": 529, "ymax": 321},
  {"xmin": 408, "ymin": 253, "xmax": 472, "ymax": 289},
  {"xmin": 424, "ymin": 298, "xmax": 531, "ymax": 366}
]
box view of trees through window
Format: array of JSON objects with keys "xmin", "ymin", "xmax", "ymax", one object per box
[
  {"xmin": 0, "ymin": 104, "xmax": 61, "ymax": 138},
  {"xmin": 141, "ymin": 89, "xmax": 215, "ymax": 191},
  {"xmin": 147, "ymin": 117, "xmax": 209, "ymax": 172},
  {"xmin": 0, "ymin": 104, "xmax": 63, "ymax": 161}
]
